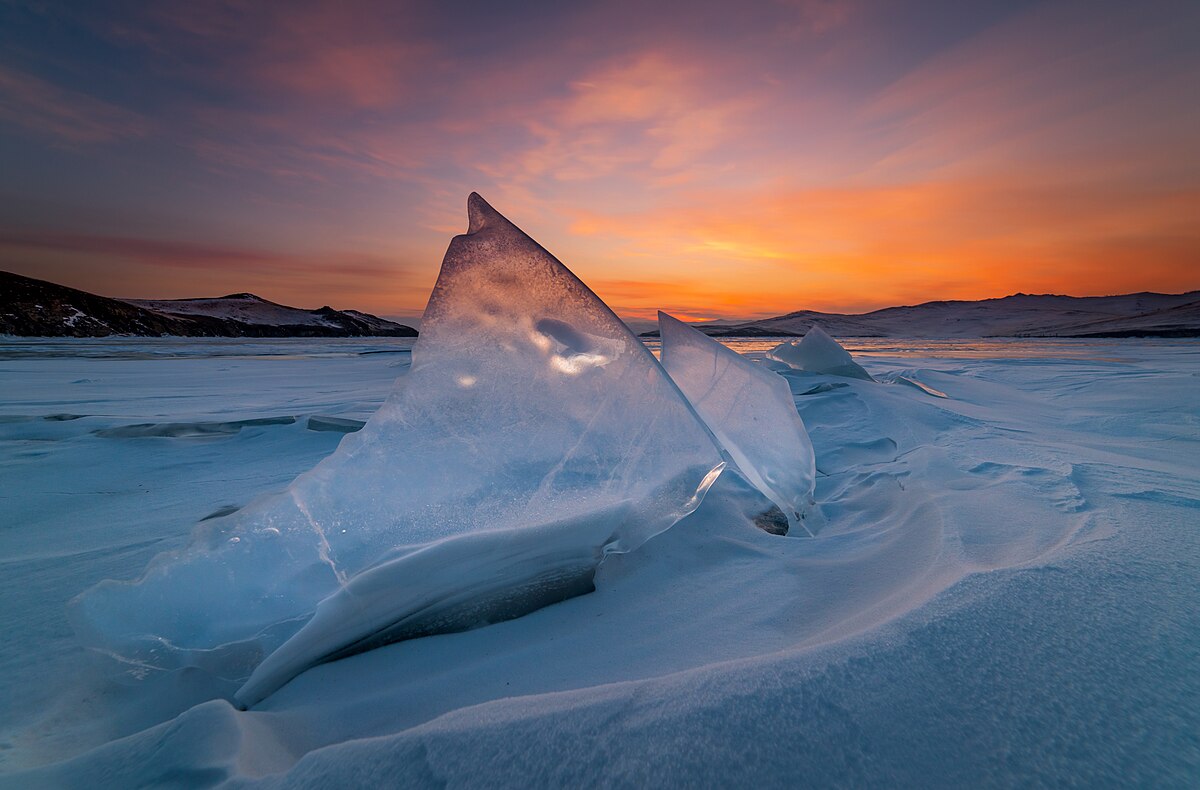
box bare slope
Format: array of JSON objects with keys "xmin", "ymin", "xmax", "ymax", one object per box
[{"xmin": 1, "ymin": 271, "xmax": 417, "ymax": 337}]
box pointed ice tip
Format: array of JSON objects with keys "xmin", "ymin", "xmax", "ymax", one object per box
[
  {"xmin": 659, "ymin": 312, "xmax": 698, "ymax": 335},
  {"xmin": 466, "ymin": 192, "xmax": 502, "ymax": 234},
  {"xmin": 660, "ymin": 311, "xmax": 690, "ymax": 326}
]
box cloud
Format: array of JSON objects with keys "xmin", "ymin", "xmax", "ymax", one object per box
[
  {"xmin": 0, "ymin": 66, "xmax": 150, "ymax": 144},
  {"xmin": 1, "ymin": 229, "xmax": 322, "ymax": 271},
  {"xmin": 100, "ymin": 0, "xmax": 444, "ymax": 111},
  {"xmin": 0, "ymin": 228, "xmax": 431, "ymax": 313},
  {"xmin": 557, "ymin": 175, "xmax": 1200, "ymax": 314},
  {"xmin": 473, "ymin": 49, "xmax": 764, "ymax": 188},
  {"xmin": 856, "ymin": 1, "xmax": 1200, "ymax": 181}
]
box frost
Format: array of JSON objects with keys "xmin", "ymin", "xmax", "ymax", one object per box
[
  {"xmin": 659, "ymin": 312, "xmax": 816, "ymax": 536},
  {"xmin": 72, "ymin": 194, "xmax": 724, "ymax": 706},
  {"xmin": 767, "ymin": 325, "xmax": 874, "ymax": 381}
]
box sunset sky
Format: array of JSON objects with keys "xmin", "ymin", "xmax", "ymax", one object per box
[{"xmin": 1, "ymin": 0, "xmax": 1197, "ymax": 322}]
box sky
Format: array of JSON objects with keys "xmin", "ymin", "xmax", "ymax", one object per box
[{"xmin": 0, "ymin": 0, "xmax": 1197, "ymax": 323}]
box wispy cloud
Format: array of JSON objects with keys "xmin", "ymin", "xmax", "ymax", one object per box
[
  {"xmin": 0, "ymin": 66, "xmax": 150, "ymax": 144},
  {"xmin": 0, "ymin": 228, "xmax": 427, "ymax": 313}
]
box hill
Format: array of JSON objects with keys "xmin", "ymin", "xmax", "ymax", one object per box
[
  {"xmin": 641, "ymin": 291, "xmax": 1200, "ymax": 338},
  {"xmin": 0, "ymin": 271, "xmax": 418, "ymax": 338}
]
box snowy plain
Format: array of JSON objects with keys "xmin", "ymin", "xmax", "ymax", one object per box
[{"xmin": 1, "ymin": 334, "xmax": 1198, "ymax": 787}]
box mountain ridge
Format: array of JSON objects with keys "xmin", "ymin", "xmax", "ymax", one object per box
[
  {"xmin": 0, "ymin": 271, "xmax": 418, "ymax": 337},
  {"xmin": 640, "ymin": 290, "xmax": 1200, "ymax": 338}
]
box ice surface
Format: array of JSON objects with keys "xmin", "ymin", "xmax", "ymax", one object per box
[
  {"xmin": 658, "ymin": 312, "xmax": 817, "ymax": 536},
  {"xmin": 5, "ymin": 336, "xmax": 1200, "ymax": 786},
  {"xmin": 767, "ymin": 325, "xmax": 875, "ymax": 380},
  {"xmin": 71, "ymin": 193, "xmax": 724, "ymax": 706}
]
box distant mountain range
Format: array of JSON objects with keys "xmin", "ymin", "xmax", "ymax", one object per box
[
  {"xmin": 0, "ymin": 271, "xmax": 418, "ymax": 337},
  {"xmin": 5, "ymin": 270, "xmax": 1197, "ymax": 339},
  {"xmin": 641, "ymin": 291, "xmax": 1200, "ymax": 338}
]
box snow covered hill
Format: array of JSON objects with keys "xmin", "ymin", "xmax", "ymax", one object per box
[
  {"xmin": 122, "ymin": 293, "xmax": 417, "ymax": 336},
  {"xmin": 0, "ymin": 271, "xmax": 417, "ymax": 337},
  {"xmin": 125, "ymin": 293, "xmax": 349, "ymax": 328},
  {"xmin": 643, "ymin": 291, "xmax": 1200, "ymax": 338}
]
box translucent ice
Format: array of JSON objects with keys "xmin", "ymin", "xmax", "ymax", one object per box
[
  {"xmin": 72, "ymin": 193, "xmax": 724, "ymax": 706},
  {"xmin": 767, "ymin": 325, "xmax": 875, "ymax": 381},
  {"xmin": 659, "ymin": 312, "xmax": 816, "ymax": 536}
]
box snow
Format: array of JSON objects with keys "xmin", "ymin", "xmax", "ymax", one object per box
[
  {"xmin": 767, "ymin": 325, "xmax": 875, "ymax": 380},
  {"xmin": 658, "ymin": 311, "xmax": 817, "ymax": 535},
  {"xmin": 61, "ymin": 308, "xmax": 87, "ymax": 327},
  {"xmin": 71, "ymin": 194, "xmax": 726, "ymax": 710},
  {"xmin": 124, "ymin": 295, "xmax": 344, "ymax": 328},
  {"xmin": 1, "ymin": 332, "xmax": 1198, "ymax": 786}
]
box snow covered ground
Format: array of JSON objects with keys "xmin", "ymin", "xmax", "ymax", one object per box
[{"xmin": 1, "ymin": 335, "xmax": 1197, "ymax": 787}]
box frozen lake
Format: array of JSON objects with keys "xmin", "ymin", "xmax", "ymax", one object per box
[{"xmin": 1, "ymin": 336, "xmax": 1197, "ymax": 786}]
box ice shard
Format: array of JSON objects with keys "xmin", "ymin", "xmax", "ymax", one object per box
[
  {"xmin": 71, "ymin": 193, "xmax": 724, "ymax": 706},
  {"xmin": 767, "ymin": 325, "xmax": 875, "ymax": 381},
  {"xmin": 659, "ymin": 312, "xmax": 817, "ymax": 537}
]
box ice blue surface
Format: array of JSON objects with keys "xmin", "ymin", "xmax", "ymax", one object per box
[{"xmin": 2, "ymin": 338, "xmax": 1198, "ymax": 787}]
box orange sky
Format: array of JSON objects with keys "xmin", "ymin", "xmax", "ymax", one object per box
[{"xmin": 0, "ymin": 0, "xmax": 1196, "ymax": 322}]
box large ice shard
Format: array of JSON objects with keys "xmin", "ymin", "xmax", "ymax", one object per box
[
  {"xmin": 659, "ymin": 312, "xmax": 817, "ymax": 536},
  {"xmin": 767, "ymin": 325, "xmax": 875, "ymax": 381},
  {"xmin": 71, "ymin": 193, "xmax": 724, "ymax": 707}
]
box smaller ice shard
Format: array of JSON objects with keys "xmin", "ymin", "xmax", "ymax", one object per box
[
  {"xmin": 767, "ymin": 325, "xmax": 875, "ymax": 381},
  {"xmin": 659, "ymin": 312, "xmax": 817, "ymax": 536}
]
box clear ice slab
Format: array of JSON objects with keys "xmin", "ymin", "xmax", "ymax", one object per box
[
  {"xmin": 767, "ymin": 325, "xmax": 875, "ymax": 381},
  {"xmin": 659, "ymin": 312, "xmax": 817, "ymax": 536},
  {"xmin": 72, "ymin": 193, "xmax": 724, "ymax": 706}
]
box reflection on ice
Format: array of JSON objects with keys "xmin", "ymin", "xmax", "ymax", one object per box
[{"xmin": 531, "ymin": 318, "xmax": 619, "ymax": 375}]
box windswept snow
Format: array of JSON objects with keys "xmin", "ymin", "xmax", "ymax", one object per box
[{"xmin": 1, "ymin": 333, "xmax": 1198, "ymax": 786}]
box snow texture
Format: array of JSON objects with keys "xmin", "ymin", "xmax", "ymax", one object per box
[
  {"xmin": 70, "ymin": 194, "xmax": 724, "ymax": 707},
  {"xmin": 659, "ymin": 311, "xmax": 817, "ymax": 535},
  {"xmin": 3, "ymin": 334, "xmax": 1198, "ymax": 787},
  {"xmin": 768, "ymin": 325, "xmax": 875, "ymax": 380}
]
